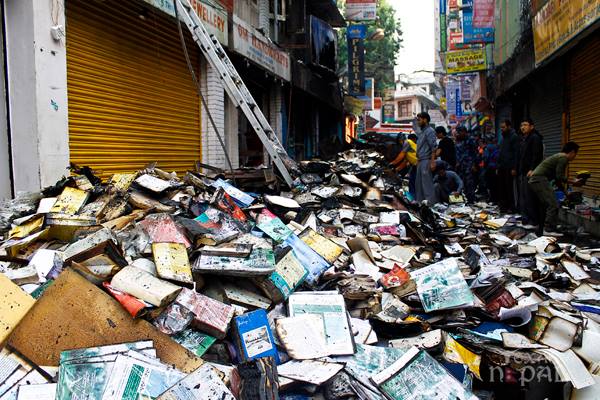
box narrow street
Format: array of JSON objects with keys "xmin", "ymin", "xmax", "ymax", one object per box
[{"xmin": 0, "ymin": 1, "xmax": 599, "ymax": 399}]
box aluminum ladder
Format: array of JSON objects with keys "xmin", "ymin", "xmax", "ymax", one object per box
[{"xmin": 175, "ymin": 0, "xmax": 296, "ymax": 187}]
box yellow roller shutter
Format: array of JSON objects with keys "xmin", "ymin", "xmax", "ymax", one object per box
[
  {"xmin": 66, "ymin": 0, "xmax": 201, "ymax": 179},
  {"xmin": 568, "ymin": 35, "xmax": 600, "ymax": 196}
]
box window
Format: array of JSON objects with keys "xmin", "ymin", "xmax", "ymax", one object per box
[{"xmin": 398, "ymin": 100, "xmax": 411, "ymax": 118}]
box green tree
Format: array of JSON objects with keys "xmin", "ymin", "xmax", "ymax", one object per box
[{"xmin": 337, "ymin": 0, "xmax": 402, "ymax": 96}]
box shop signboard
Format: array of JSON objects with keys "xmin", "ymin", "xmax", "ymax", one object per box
[
  {"xmin": 347, "ymin": 32, "xmax": 366, "ymax": 96},
  {"xmin": 143, "ymin": 0, "xmax": 228, "ymax": 45},
  {"xmin": 533, "ymin": 0, "xmax": 600, "ymax": 65},
  {"xmin": 446, "ymin": 48, "xmax": 486, "ymax": 74},
  {"xmin": 232, "ymin": 15, "xmax": 291, "ymax": 81},
  {"xmin": 473, "ymin": 0, "xmax": 495, "ymax": 28},
  {"xmin": 345, "ymin": 0, "xmax": 377, "ymax": 21}
]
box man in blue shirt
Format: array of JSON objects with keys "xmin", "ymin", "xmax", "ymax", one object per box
[
  {"xmin": 433, "ymin": 160, "xmax": 464, "ymax": 203},
  {"xmin": 414, "ymin": 112, "xmax": 437, "ymax": 203}
]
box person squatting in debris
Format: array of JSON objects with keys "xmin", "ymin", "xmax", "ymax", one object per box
[
  {"xmin": 454, "ymin": 126, "xmax": 479, "ymax": 203},
  {"xmin": 414, "ymin": 112, "xmax": 437, "ymax": 204},
  {"xmin": 528, "ymin": 141, "xmax": 584, "ymax": 236},
  {"xmin": 433, "ymin": 160, "xmax": 464, "ymax": 203}
]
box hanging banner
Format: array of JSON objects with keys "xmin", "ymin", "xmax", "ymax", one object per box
[
  {"xmin": 533, "ymin": 0, "xmax": 600, "ymax": 65},
  {"xmin": 473, "ymin": 0, "xmax": 495, "ymax": 28},
  {"xmin": 143, "ymin": 0, "xmax": 228, "ymax": 46},
  {"xmin": 458, "ymin": 74, "xmax": 481, "ymax": 115},
  {"xmin": 462, "ymin": 8, "xmax": 494, "ymax": 43},
  {"xmin": 347, "ymin": 34, "xmax": 365, "ymax": 96},
  {"xmin": 446, "ymin": 48, "xmax": 486, "ymax": 74},
  {"xmin": 440, "ymin": 0, "xmax": 448, "ymax": 52},
  {"xmin": 446, "ymin": 80, "xmax": 462, "ymax": 124},
  {"xmin": 233, "ymin": 15, "xmax": 291, "ymax": 81},
  {"xmin": 447, "ymin": 3, "xmax": 494, "ymax": 49},
  {"xmin": 345, "ymin": 0, "xmax": 377, "ymax": 21}
]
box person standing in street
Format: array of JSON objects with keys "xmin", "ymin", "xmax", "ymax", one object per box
[
  {"xmin": 517, "ymin": 118, "xmax": 544, "ymax": 225},
  {"xmin": 433, "ymin": 160, "xmax": 464, "ymax": 203},
  {"xmin": 497, "ymin": 120, "xmax": 519, "ymax": 212},
  {"xmin": 435, "ymin": 126, "xmax": 456, "ymax": 168},
  {"xmin": 455, "ymin": 126, "xmax": 478, "ymax": 203},
  {"xmin": 483, "ymin": 137, "xmax": 500, "ymax": 202},
  {"xmin": 414, "ymin": 112, "xmax": 437, "ymax": 203},
  {"xmin": 407, "ymin": 133, "xmax": 418, "ymax": 197},
  {"xmin": 529, "ymin": 142, "xmax": 583, "ymax": 235}
]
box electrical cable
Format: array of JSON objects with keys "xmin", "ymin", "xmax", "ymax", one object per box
[{"xmin": 173, "ymin": 0, "xmax": 236, "ymax": 183}]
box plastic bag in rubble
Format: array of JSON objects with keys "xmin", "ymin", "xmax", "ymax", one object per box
[
  {"xmin": 116, "ymin": 224, "xmax": 151, "ymax": 260},
  {"xmin": 0, "ymin": 192, "xmax": 43, "ymax": 233},
  {"xmin": 154, "ymin": 302, "xmax": 195, "ymax": 335}
]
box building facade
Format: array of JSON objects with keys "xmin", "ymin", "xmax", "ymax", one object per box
[
  {"xmin": 0, "ymin": 0, "xmax": 344, "ymax": 198},
  {"xmin": 394, "ymin": 74, "xmax": 441, "ymax": 123},
  {"xmin": 489, "ymin": 0, "xmax": 600, "ymax": 196}
]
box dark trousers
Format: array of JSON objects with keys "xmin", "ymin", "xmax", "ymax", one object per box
[
  {"xmin": 518, "ymin": 175, "xmax": 539, "ymax": 225},
  {"xmin": 497, "ymin": 168, "xmax": 516, "ymax": 211},
  {"xmin": 486, "ymin": 168, "xmax": 499, "ymax": 203},
  {"xmin": 409, "ymin": 166, "xmax": 417, "ymax": 198}
]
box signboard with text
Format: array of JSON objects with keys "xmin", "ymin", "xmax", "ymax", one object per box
[
  {"xmin": 533, "ymin": 0, "xmax": 600, "ymax": 65},
  {"xmin": 473, "ymin": 0, "xmax": 495, "ymax": 28},
  {"xmin": 143, "ymin": 0, "xmax": 228, "ymax": 45},
  {"xmin": 347, "ymin": 33, "xmax": 365, "ymax": 96},
  {"xmin": 446, "ymin": 73, "xmax": 482, "ymax": 123},
  {"xmin": 446, "ymin": 48, "xmax": 486, "ymax": 74},
  {"xmin": 440, "ymin": 0, "xmax": 448, "ymax": 52},
  {"xmin": 445, "ymin": 0, "xmax": 494, "ymax": 50},
  {"xmin": 359, "ymin": 78, "xmax": 374, "ymax": 111},
  {"xmin": 345, "ymin": 0, "xmax": 377, "ymax": 21},
  {"xmin": 232, "ymin": 15, "xmax": 291, "ymax": 81},
  {"xmin": 383, "ymin": 102, "xmax": 396, "ymax": 123}
]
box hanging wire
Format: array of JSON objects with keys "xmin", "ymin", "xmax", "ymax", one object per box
[{"xmin": 173, "ymin": 0, "xmax": 236, "ymax": 182}]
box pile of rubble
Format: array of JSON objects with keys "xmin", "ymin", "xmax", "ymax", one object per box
[{"xmin": 1, "ymin": 150, "xmax": 600, "ymax": 399}]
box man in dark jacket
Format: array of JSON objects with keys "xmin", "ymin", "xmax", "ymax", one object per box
[
  {"xmin": 435, "ymin": 126, "xmax": 456, "ymax": 168},
  {"xmin": 517, "ymin": 118, "xmax": 544, "ymax": 225},
  {"xmin": 497, "ymin": 120, "xmax": 519, "ymax": 212}
]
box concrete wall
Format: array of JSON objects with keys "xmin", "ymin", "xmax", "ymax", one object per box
[
  {"xmin": 201, "ymin": 62, "xmax": 238, "ymax": 170},
  {"xmin": 0, "ymin": 12, "xmax": 11, "ymax": 200},
  {"xmin": 4, "ymin": 0, "xmax": 69, "ymax": 194},
  {"xmin": 493, "ymin": 0, "xmax": 523, "ymax": 66}
]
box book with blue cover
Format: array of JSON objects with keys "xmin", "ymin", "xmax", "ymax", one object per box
[{"xmin": 234, "ymin": 309, "xmax": 279, "ymax": 363}]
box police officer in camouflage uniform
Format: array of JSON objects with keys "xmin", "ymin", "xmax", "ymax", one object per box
[{"xmin": 454, "ymin": 126, "xmax": 478, "ymax": 203}]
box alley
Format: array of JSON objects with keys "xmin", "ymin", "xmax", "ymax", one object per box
[{"xmin": 0, "ymin": 1, "xmax": 600, "ymax": 400}]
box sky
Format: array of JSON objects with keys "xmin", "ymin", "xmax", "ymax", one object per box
[{"xmin": 390, "ymin": 0, "xmax": 436, "ymax": 76}]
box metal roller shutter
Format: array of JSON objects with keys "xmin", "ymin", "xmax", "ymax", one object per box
[
  {"xmin": 568, "ymin": 35, "xmax": 600, "ymax": 196},
  {"xmin": 529, "ymin": 62, "xmax": 564, "ymax": 157},
  {"xmin": 66, "ymin": 0, "xmax": 202, "ymax": 179}
]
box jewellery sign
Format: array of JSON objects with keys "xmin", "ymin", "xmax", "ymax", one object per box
[
  {"xmin": 143, "ymin": 0, "xmax": 228, "ymax": 46},
  {"xmin": 232, "ymin": 15, "xmax": 291, "ymax": 81}
]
